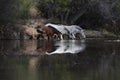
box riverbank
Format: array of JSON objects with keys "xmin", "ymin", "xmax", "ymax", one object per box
[
  {"xmin": 84, "ymin": 29, "xmax": 118, "ymax": 38},
  {"xmin": 0, "ymin": 19, "xmax": 119, "ymax": 40}
]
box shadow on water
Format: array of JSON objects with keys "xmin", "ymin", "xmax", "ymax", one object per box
[{"xmin": 0, "ymin": 39, "xmax": 120, "ymax": 80}]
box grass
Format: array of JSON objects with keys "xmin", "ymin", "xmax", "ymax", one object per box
[
  {"xmin": 16, "ymin": 0, "xmax": 37, "ymax": 19},
  {"xmin": 84, "ymin": 29, "xmax": 117, "ymax": 38}
]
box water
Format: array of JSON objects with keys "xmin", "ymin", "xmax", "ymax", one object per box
[{"xmin": 0, "ymin": 39, "xmax": 120, "ymax": 80}]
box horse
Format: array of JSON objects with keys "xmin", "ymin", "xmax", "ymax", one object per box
[
  {"xmin": 63, "ymin": 25, "xmax": 86, "ymax": 39},
  {"xmin": 36, "ymin": 25, "xmax": 61, "ymax": 40},
  {"xmin": 45, "ymin": 23, "xmax": 70, "ymax": 40},
  {"xmin": 46, "ymin": 26, "xmax": 62, "ymax": 40},
  {"xmin": 45, "ymin": 23, "xmax": 86, "ymax": 40}
]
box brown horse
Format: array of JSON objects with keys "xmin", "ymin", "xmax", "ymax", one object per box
[{"xmin": 36, "ymin": 25, "xmax": 61, "ymax": 40}]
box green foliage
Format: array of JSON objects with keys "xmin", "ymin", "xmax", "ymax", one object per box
[
  {"xmin": 113, "ymin": 0, "xmax": 120, "ymax": 8},
  {"xmin": 0, "ymin": 0, "xmax": 16, "ymax": 23},
  {"xmin": 0, "ymin": 0, "xmax": 120, "ymax": 34},
  {"xmin": 37, "ymin": 0, "xmax": 72, "ymax": 18},
  {"xmin": 102, "ymin": 29, "xmax": 117, "ymax": 38},
  {"xmin": 16, "ymin": 0, "xmax": 34, "ymax": 19},
  {"xmin": 0, "ymin": 0, "xmax": 38, "ymax": 23},
  {"xmin": 112, "ymin": 0, "xmax": 120, "ymax": 16}
]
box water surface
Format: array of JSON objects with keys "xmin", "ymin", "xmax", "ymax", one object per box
[{"xmin": 0, "ymin": 39, "xmax": 120, "ymax": 80}]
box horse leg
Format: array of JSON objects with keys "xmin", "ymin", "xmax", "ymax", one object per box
[
  {"xmin": 43, "ymin": 34, "xmax": 47, "ymax": 39},
  {"xmin": 48, "ymin": 35, "xmax": 52, "ymax": 40},
  {"xmin": 54, "ymin": 34, "xmax": 61, "ymax": 40},
  {"xmin": 60, "ymin": 34, "xmax": 64, "ymax": 40},
  {"xmin": 76, "ymin": 33, "xmax": 81, "ymax": 40},
  {"xmin": 69, "ymin": 34, "xmax": 75, "ymax": 40},
  {"xmin": 58, "ymin": 34, "xmax": 61, "ymax": 40},
  {"xmin": 72, "ymin": 34, "xmax": 76, "ymax": 40},
  {"xmin": 53, "ymin": 34, "xmax": 57, "ymax": 39}
]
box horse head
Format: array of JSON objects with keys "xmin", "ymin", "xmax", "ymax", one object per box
[{"xmin": 36, "ymin": 25, "xmax": 45, "ymax": 33}]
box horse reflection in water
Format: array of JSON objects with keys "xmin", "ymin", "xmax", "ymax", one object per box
[
  {"xmin": 46, "ymin": 40, "xmax": 86, "ymax": 55},
  {"xmin": 21, "ymin": 40, "xmax": 85, "ymax": 55},
  {"xmin": 45, "ymin": 23, "xmax": 86, "ymax": 40},
  {"xmin": 36, "ymin": 40, "xmax": 55, "ymax": 55},
  {"xmin": 37, "ymin": 40, "xmax": 86, "ymax": 55}
]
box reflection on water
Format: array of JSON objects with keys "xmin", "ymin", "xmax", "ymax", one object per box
[
  {"xmin": 0, "ymin": 40, "xmax": 85, "ymax": 55},
  {"xmin": 0, "ymin": 39, "xmax": 120, "ymax": 80},
  {"xmin": 46, "ymin": 40, "xmax": 86, "ymax": 55}
]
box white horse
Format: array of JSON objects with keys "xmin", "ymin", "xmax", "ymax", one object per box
[
  {"xmin": 45, "ymin": 23, "xmax": 86, "ymax": 40},
  {"xmin": 45, "ymin": 23, "xmax": 70, "ymax": 40},
  {"xmin": 64, "ymin": 25, "xmax": 86, "ymax": 39}
]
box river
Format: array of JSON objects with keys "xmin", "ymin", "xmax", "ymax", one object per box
[{"xmin": 0, "ymin": 39, "xmax": 120, "ymax": 80}]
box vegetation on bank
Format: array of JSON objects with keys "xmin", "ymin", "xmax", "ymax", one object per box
[
  {"xmin": 0, "ymin": 0, "xmax": 120, "ymax": 39},
  {"xmin": 84, "ymin": 29, "xmax": 117, "ymax": 38}
]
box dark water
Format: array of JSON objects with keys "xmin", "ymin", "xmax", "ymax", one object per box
[{"xmin": 0, "ymin": 39, "xmax": 120, "ymax": 80}]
